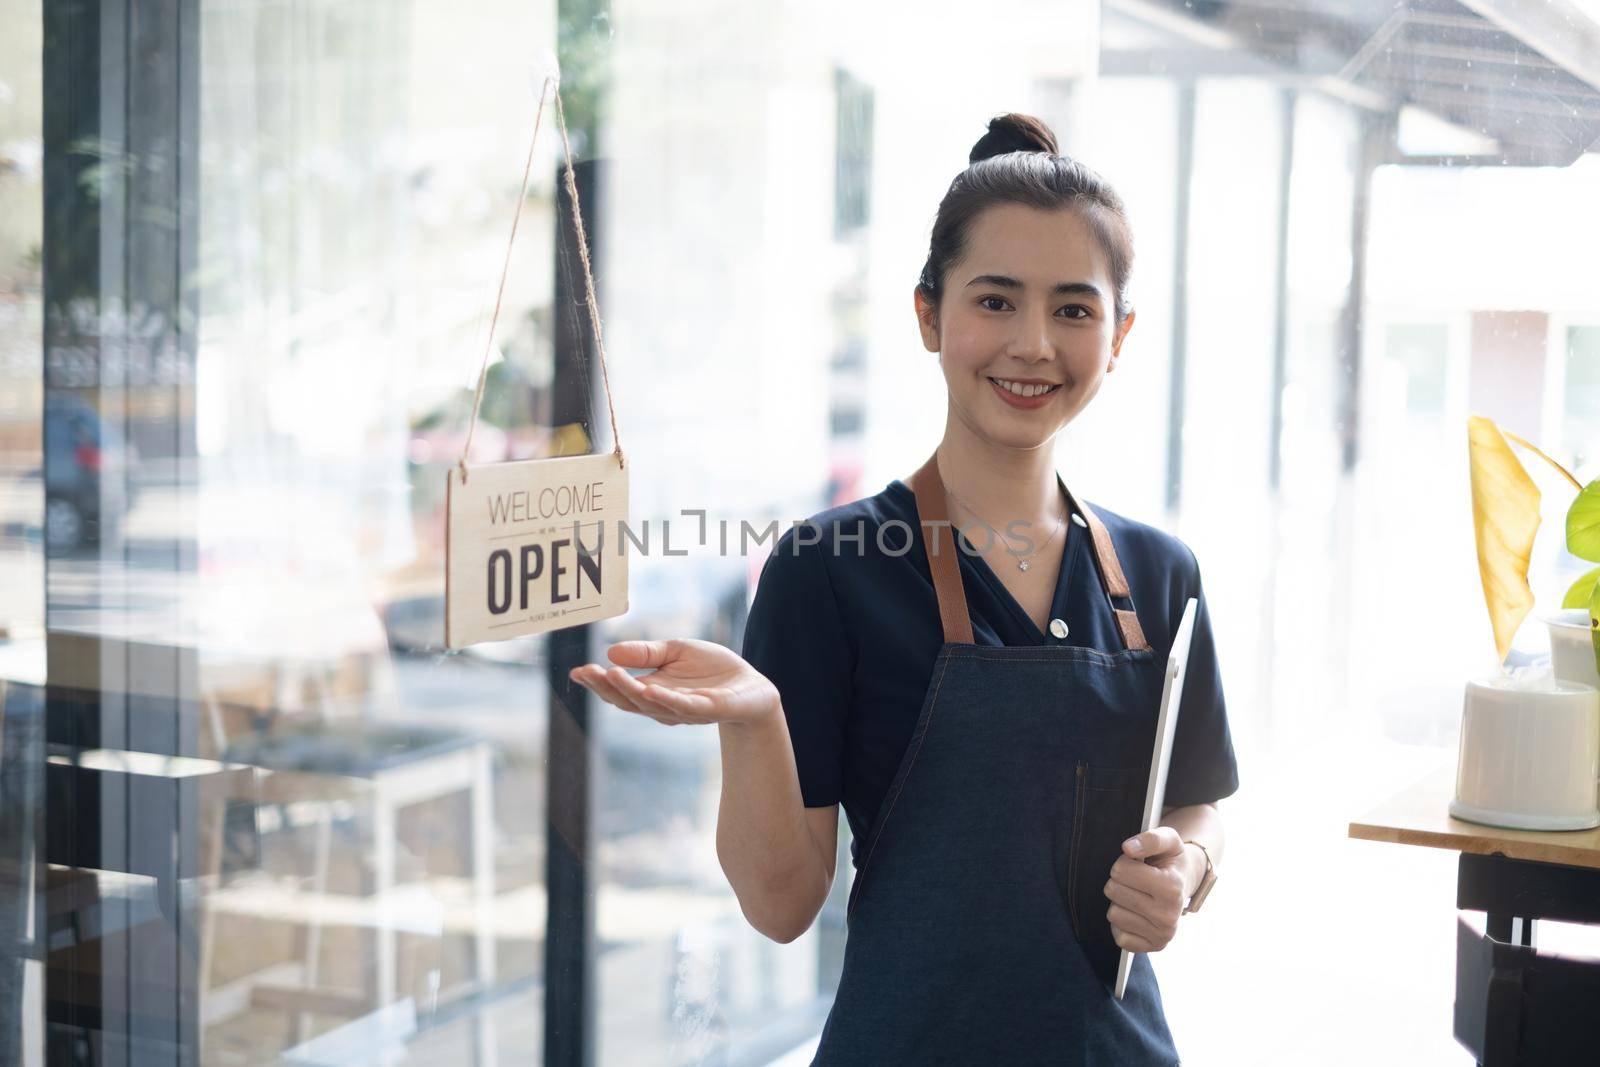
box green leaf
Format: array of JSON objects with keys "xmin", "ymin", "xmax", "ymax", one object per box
[
  {"xmin": 1566, "ymin": 565, "xmax": 1600, "ymax": 609},
  {"xmin": 1569, "ymin": 479, "xmax": 1600, "ymax": 562},
  {"xmin": 1590, "ymin": 579, "xmax": 1600, "ymax": 680}
]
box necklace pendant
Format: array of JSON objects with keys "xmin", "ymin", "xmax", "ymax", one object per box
[{"xmin": 1018, "ymin": 559, "xmax": 1030, "ymax": 572}]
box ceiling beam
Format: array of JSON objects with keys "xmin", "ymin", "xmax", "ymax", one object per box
[
  {"xmin": 1103, "ymin": 0, "xmax": 1393, "ymax": 110},
  {"xmin": 1451, "ymin": 0, "xmax": 1600, "ymax": 92}
]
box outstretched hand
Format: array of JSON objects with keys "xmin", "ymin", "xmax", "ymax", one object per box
[{"xmin": 568, "ymin": 638, "xmax": 780, "ymax": 728}]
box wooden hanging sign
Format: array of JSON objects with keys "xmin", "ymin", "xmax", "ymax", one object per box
[
  {"xmin": 445, "ymin": 453, "xmax": 628, "ymax": 648},
  {"xmin": 443, "ymin": 72, "xmax": 630, "ymax": 648}
]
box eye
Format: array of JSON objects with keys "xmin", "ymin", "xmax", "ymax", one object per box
[
  {"xmin": 979, "ymin": 295, "xmax": 1011, "ymax": 312},
  {"xmin": 1058, "ymin": 305, "xmax": 1091, "ymax": 320}
]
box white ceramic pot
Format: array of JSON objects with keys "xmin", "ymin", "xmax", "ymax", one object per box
[
  {"xmin": 1544, "ymin": 607, "xmax": 1600, "ymax": 691},
  {"xmin": 1450, "ymin": 673, "xmax": 1600, "ymax": 831}
]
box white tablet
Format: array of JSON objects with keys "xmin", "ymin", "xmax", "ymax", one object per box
[{"xmin": 1114, "ymin": 595, "xmax": 1198, "ymax": 1001}]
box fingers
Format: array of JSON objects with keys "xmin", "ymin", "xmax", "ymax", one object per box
[
  {"xmin": 569, "ymin": 664, "xmax": 643, "ymax": 713},
  {"xmin": 603, "ymin": 666, "xmax": 690, "ymax": 724},
  {"xmin": 1104, "ymin": 874, "xmax": 1180, "ymax": 930},
  {"xmin": 605, "ymin": 639, "xmax": 680, "ymax": 669},
  {"xmin": 1109, "ymin": 920, "xmax": 1160, "ymax": 954},
  {"xmin": 1122, "ymin": 826, "xmax": 1183, "ymax": 861},
  {"xmin": 569, "ymin": 664, "xmax": 677, "ymax": 724},
  {"xmin": 569, "ymin": 655, "xmax": 728, "ymax": 728},
  {"xmin": 1106, "ymin": 902, "xmax": 1169, "ymax": 949},
  {"xmin": 632, "ymin": 681, "xmax": 718, "ymax": 719},
  {"xmin": 1109, "ymin": 854, "xmax": 1184, "ymax": 907},
  {"xmin": 1105, "ymin": 853, "xmax": 1183, "ymax": 954}
]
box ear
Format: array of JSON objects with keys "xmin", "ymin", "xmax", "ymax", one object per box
[
  {"xmin": 913, "ymin": 286, "xmax": 940, "ymax": 353},
  {"xmin": 1107, "ymin": 308, "xmax": 1136, "ymax": 370}
]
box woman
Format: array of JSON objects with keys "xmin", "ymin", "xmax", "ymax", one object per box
[{"xmin": 570, "ymin": 112, "xmax": 1238, "ymax": 1065}]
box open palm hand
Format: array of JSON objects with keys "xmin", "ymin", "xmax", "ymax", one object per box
[{"xmin": 568, "ymin": 638, "xmax": 779, "ymax": 727}]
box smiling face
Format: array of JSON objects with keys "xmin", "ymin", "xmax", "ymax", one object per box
[{"xmin": 915, "ymin": 202, "xmax": 1135, "ymax": 451}]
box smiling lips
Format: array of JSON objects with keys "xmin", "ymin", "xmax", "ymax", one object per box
[{"xmin": 988, "ymin": 375, "xmax": 1062, "ymax": 410}]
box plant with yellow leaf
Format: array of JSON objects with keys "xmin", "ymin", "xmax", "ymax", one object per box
[{"xmin": 1467, "ymin": 414, "xmax": 1600, "ymax": 673}]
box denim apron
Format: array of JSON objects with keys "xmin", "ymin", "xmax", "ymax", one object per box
[{"xmin": 811, "ymin": 451, "xmax": 1182, "ymax": 1066}]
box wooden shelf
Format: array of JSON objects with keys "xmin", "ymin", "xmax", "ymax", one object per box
[{"xmin": 1348, "ymin": 764, "xmax": 1600, "ymax": 870}]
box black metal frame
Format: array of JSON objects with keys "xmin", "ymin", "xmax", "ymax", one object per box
[
  {"xmin": 1453, "ymin": 852, "xmax": 1600, "ymax": 1066},
  {"xmin": 42, "ymin": 0, "xmax": 202, "ymax": 1059},
  {"xmin": 543, "ymin": 156, "xmax": 604, "ymax": 1067}
]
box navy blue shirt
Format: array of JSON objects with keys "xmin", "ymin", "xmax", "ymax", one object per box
[{"xmin": 740, "ymin": 478, "xmax": 1240, "ymax": 869}]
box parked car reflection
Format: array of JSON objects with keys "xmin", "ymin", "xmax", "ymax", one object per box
[{"xmin": 39, "ymin": 392, "xmax": 136, "ymax": 552}]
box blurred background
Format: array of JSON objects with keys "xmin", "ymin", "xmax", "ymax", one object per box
[{"xmin": 2, "ymin": 0, "xmax": 1599, "ymax": 1063}]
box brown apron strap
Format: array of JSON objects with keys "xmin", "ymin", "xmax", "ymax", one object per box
[
  {"xmin": 908, "ymin": 449, "xmax": 1150, "ymax": 652},
  {"xmin": 907, "ymin": 451, "xmax": 974, "ymax": 645},
  {"xmin": 1058, "ymin": 483, "xmax": 1150, "ymax": 652}
]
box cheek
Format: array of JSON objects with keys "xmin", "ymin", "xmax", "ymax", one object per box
[
  {"xmin": 938, "ymin": 316, "xmax": 999, "ymax": 369},
  {"xmin": 1066, "ymin": 325, "xmax": 1116, "ymax": 366}
]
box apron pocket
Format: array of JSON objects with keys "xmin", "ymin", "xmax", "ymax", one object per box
[{"xmin": 1065, "ymin": 760, "xmax": 1147, "ymax": 992}]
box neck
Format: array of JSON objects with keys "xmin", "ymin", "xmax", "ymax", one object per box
[{"xmin": 934, "ymin": 409, "xmax": 1063, "ymax": 528}]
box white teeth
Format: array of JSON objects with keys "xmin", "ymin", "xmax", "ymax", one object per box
[{"xmin": 991, "ymin": 378, "xmax": 1058, "ymax": 398}]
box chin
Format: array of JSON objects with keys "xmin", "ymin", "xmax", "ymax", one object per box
[
  {"xmin": 972, "ymin": 415, "xmax": 1061, "ymax": 452},
  {"xmin": 987, "ymin": 428, "xmax": 1061, "ymax": 452}
]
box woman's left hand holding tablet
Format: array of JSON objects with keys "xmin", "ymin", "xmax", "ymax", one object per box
[
  {"xmin": 1102, "ymin": 826, "xmax": 1195, "ymax": 954},
  {"xmin": 568, "ymin": 638, "xmax": 781, "ymax": 729}
]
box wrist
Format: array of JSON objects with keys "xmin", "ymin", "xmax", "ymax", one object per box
[
  {"xmin": 1180, "ymin": 842, "xmax": 1207, "ymax": 898},
  {"xmin": 723, "ymin": 688, "xmax": 784, "ymax": 730},
  {"xmin": 754, "ymin": 688, "xmax": 784, "ymax": 727}
]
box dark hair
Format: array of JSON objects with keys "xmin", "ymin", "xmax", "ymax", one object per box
[{"xmin": 917, "ymin": 113, "xmax": 1135, "ymax": 324}]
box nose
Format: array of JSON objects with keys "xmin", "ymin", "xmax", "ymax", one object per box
[{"xmin": 1007, "ymin": 306, "xmax": 1054, "ymax": 363}]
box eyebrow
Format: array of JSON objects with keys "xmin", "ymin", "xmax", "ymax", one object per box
[{"xmin": 964, "ymin": 274, "xmax": 1104, "ymax": 301}]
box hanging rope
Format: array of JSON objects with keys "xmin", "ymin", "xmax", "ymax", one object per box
[{"xmin": 459, "ymin": 73, "xmax": 624, "ymax": 484}]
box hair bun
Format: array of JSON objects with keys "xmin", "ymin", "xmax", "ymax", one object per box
[{"xmin": 968, "ymin": 113, "xmax": 1060, "ymax": 164}]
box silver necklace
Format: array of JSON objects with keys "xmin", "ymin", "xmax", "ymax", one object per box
[{"xmin": 944, "ymin": 483, "xmax": 1066, "ymax": 572}]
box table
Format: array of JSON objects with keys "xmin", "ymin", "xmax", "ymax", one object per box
[
  {"xmin": 216, "ymin": 726, "xmax": 497, "ymax": 1056},
  {"xmin": 1349, "ymin": 765, "xmax": 1600, "ymax": 1066}
]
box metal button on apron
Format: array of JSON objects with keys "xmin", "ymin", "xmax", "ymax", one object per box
[{"xmin": 1049, "ymin": 617, "xmax": 1069, "ymax": 639}]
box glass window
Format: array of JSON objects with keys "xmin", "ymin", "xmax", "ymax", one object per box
[{"xmin": 1564, "ymin": 325, "xmax": 1600, "ymax": 473}]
